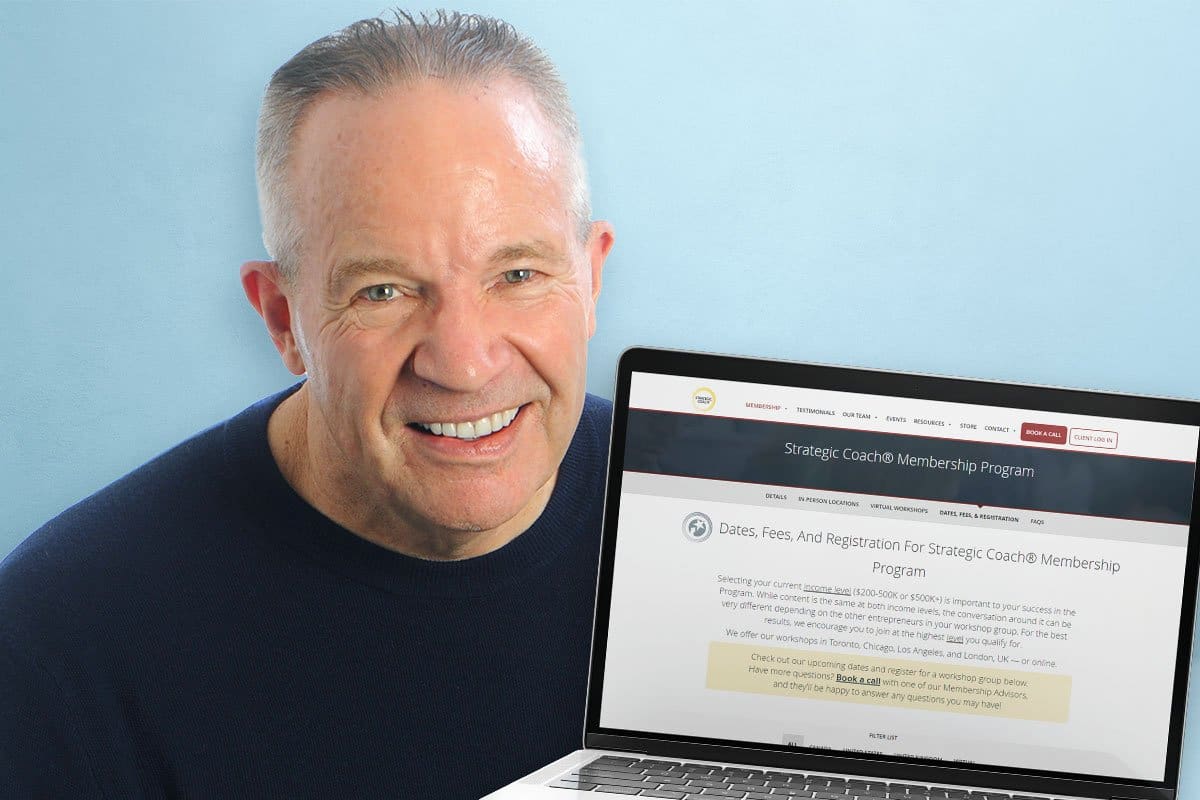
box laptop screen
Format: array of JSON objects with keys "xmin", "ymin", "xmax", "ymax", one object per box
[{"xmin": 593, "ymin": 352, "xmax": 1200, "ymax": 786}]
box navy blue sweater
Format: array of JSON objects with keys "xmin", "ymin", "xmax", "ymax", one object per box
[{"xmin": 0, "ymin": 386, "xmax": 612, "ymax": 798}]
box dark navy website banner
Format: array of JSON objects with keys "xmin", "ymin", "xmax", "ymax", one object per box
[{"xmin": 624, "ymin": 410, "xmax": 1197, "ymax": 524}]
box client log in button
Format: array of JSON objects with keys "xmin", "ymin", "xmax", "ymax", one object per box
[
  {"xmin": 1020, "ymin": 422, "xmax": 1067, "ymax": 445},
  {"xmin": 1069, "ymin": 427, "xmax": 1118, "ymax": 449}
]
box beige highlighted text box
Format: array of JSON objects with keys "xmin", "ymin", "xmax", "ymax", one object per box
[{"xmin": 707, "ymin": 642, "xmax": 1070, "ymax": 722}]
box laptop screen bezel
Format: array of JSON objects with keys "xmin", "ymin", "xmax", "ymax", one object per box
[{"xmin": 583, "ymin": 346, "xmax": 1200, "ymax": 800}]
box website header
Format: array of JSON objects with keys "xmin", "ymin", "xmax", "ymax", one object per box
[{"xmin": 630, "ymin": 372, "xmax": 1200, "ymax": 463}]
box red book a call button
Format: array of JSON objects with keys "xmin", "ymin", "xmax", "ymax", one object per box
[{"xmin": 1021, "ymin": 423, "xmax": 1068, "ymax": 445}]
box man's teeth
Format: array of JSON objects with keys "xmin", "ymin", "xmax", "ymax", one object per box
[{"xmin": 415, "ymin": 407, "xmax": 520, "ymax": 440}]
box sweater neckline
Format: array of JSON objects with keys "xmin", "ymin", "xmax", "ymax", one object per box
[{"xmin": 223, "ymin": 384, "xmax": 600, "ymax": 599}]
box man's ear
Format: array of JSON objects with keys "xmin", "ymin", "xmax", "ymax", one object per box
[
  {"xmin": 585, "ymin": 220, "xmax": 615, "ymax": 338},
  {"xmin": 240, "ymin": 261, "xmax": 307, "ymax": 375}
]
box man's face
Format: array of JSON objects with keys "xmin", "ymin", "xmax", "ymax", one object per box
[{"xmin": 272, "ymin": 80, "xmax": 611, "ymax": 546}]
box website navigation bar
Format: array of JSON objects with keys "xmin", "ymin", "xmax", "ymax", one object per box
[{"xmin": 629, "ymin": 373, "xmax": 1199, "ymax": 462}]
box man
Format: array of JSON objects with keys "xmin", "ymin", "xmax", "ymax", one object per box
[{"xmin": 0, "ymin": 11, "xmax": 614, "ymax": 798}]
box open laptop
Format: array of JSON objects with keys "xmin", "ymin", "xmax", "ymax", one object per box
[{"xmin": 486, "ymin": 347, "xmax": 1200, "ymax": 800}]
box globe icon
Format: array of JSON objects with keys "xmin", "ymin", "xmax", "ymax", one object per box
[{"xmin": 682, "ymin": 512, "xmax": 713, "ymax": 542}]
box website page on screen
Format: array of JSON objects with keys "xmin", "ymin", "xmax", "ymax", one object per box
[{"xmin": 599, "ymin": 372, "xmax": 1199, "ymax": 782}]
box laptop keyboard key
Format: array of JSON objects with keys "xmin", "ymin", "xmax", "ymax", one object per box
[
  {"xmin": 577, "ymin": 766, "xmax": 645, "ymax": 774},
  {"xmin": 588, "ymin": 777, "xmax": 658, "ymax": 790},
  {"xmin": 551, "ymin": 780, "xmax": 599, "ymax": 791},
  {"xmin": 576, "ymin": 773, "xmax": 649, "ymax": 785},
  {"xmin": 579, "ymin": 769, "xmax": 646, "ymax": 779}
]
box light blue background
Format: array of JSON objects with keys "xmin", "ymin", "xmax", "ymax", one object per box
[{"xmin": 3, "ymin": 0, "xmax": 1199, "ymax": 791}]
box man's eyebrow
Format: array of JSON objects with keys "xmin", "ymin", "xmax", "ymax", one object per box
[
  {"xmin": 326, "ymin": 257, "xmax": 411, "ymax": 295},
  {"xmin": 488, "ymin": 240, "xmax": 564, "ymax": 265}
]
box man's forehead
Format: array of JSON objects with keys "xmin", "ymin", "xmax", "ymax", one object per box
[
  {"xmin": 284, "ymin": 78, "xmax": 579, "ymax": 284},
  {"xmin": 291, "ymin": 78, "xmax": 566, "ymax": 183}
]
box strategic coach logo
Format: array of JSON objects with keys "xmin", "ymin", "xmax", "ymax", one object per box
[
  {"xmin": 692, "ymin": 387, "xmax": 716, "ymax": 412},
  {"xmin": 682, "ymin": 512, "xmax": 713, "ymax": 543}
]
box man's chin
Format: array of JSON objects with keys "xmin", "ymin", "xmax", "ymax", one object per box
[
  {"xmin": 417, "ymin": 503, "xmax": 527, "ymax": 538},
  {"xmin": 394, "ymin": 508, "xmax": 527, "ymax": 560},
  {"xmin": 431, "ymin": 519, "xmax": 488, "ymax": 535},
  {"xmin": 408, "ymin": 477, "xmax": 555, "ymax": 544}
]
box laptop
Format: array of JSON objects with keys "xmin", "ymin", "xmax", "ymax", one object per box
[{"xmin": 486, "ymin": 346, "xmax": 1200, "ymax": 800}]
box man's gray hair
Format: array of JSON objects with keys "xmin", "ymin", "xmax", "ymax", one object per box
[{"xmin": 256, "ymin": 9, "xmax": 591, "ymax": 280}]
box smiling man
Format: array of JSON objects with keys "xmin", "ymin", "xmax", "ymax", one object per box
[
  {"xmin": 0, "ymin": 11, "xmax": 614, "ymax": 798},
  {"xmin": 246, "ymin": 68, "xmax": 609, "ymax": 562}
]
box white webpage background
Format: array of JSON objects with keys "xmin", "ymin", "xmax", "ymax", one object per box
[{"xmin": 598, "ymin": 491, "xmax": 1186, "ymax": 782}]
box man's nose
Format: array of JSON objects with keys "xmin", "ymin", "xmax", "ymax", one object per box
[{"xmin": 409, "ymin": 292, "xmax": 511, "ymax": 393}]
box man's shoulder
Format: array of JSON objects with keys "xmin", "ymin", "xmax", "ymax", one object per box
[
  {"xmin": 559, "ymin": 392, "xmax": 613, "ymax": 485},
  {"xmin": 578, "ymin": 392, "xmax": 614, "ymax": 447},
  {"xmin": 0, "ymin": 385, "xmax": 296, "ymax": 638},
  {"xmin": 583, "ymin": 391, "xmax": 614, "ymax": 419},
  {"xmin": 10, "ymin": 385, "xmax": 290, "ymax": 549}
]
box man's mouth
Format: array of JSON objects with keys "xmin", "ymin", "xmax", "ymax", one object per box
[{"xmin": 408, "ymin": 405, "xmax": 523, "ymax": 441}]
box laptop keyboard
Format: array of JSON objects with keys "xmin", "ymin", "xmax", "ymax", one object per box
[{"xmin": 548, "ymin": 756, "xmax": 1059, "ymax": 800}]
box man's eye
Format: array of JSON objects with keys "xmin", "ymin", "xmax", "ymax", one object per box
[
  {"xmin": 362, "ymin": 284, "xmax": 398, "ymax": 302},
  {"xmin": 502, "ymin": 268, "xmax": 534, "ymax": 284}
]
